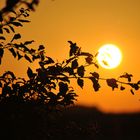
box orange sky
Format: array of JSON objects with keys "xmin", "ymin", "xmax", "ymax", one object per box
[{"xmin": 1, "ymin": 0, "xmax": 140, "ymax": 113}]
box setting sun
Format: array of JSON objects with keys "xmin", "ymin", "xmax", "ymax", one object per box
[{"xmin": 97, "ymin": 44, "xmax": 122, "ymax": 69}]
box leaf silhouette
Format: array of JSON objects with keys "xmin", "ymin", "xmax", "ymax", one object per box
[
  {"xmin": 106, "ymin": 78, "xmax": 118, "ymax": 90},
  {"xmin": 8, "ymin": 25, "xmax": 15, "ymax": 33},
  {"xmin": 129, "ymin": 83, "xmax": 139, "ymax": 90},
  {"xmin": 9, "ymin": 48, "xmax": 16, "ymax": 58},
  {"xmin": 85, "ymin": 56, "xmax": 93, "ymax": 64},
  {"xmin": 0, "ymin": 81, "xmax": 2, "ymax": 87},
  {"xmin": 27, "ymin": 67, "xmax": 34, "ymax": 79},
  {"xmin": 0, "ymin": 28, "xmax": 3, "ymax": 34},
  {"xmin": 4, "ymin": 28, "xmax": 10, "ymax": 33},
  {"xmin": 24, "ymin": 40, "xmax": 34, "ymax": 45},
  {"xmin": 0, "ymin": 36, "xmax": 6, "ymax": 40},
  {"xmin": 68, "ymin": 41, "xmax": 79, "ymax": 56},
  {"xmin": 90, "ymin": 72, "xmax": 99, "ymax": 79},
  {"xmin": 38, "ymin": 45, "xmax": 45, "ymax": 51},
  {"xmin": 0, "ymin": 48, "xmax": 4, "ymax": 58},
  {"xmin": 2, "ymin": 85, "xmax": 11, "ymax": 95},
  {"xmin": 120, "ymin": 86, "xmax": 125, "ymax": 90},
  {"xmin": 11, "ymin": 22, "xmax": 23, "ymax": 27},
  {"xmin": 77, "ymin": 78, "xmax": 84, "ymax": 88},
  {"xmin": 63, "ymin": 67, "xmax": 74, "ymax": 76},
  {"xmin": 89, "ymin": 77, "xmax": 100, "ymax": 91},
  {"xmin": 11, "ymin": 33, "xmax": 21, "ymax": 42},
  {"xmin": 44, "ymin": 57, "xmax": 54, "ymax": 64},
  {"xmin": 0, "ymin": 12, "xmax": 3, "ymax": 22},
  {"xmin": 0, "ymin": 48, "xmax": 4, "ymax": 64},
  {"xmin": 24, "ymin": 54, "xmax": 32, "ymax": 63},
  {"xmin": 120, "ymin": 73, "xmax": 133, "ymax": 82},
  {"xmin": 71, "ymin": 59, "xmax": 78, "ymax": 69},
  {"xmin": 77, "ymin": 65, "xmax": 85, "ymax": 77},
  {"xmin": 18, "ymin": 19, "xmax": 30, "ymax": 23},
  {"xmin": 17, "ymin": 51, "xmax": 23, "ymax": 60},
  {"xmin": 58, "ymin": 82, "xmax": 68, "ymax": 96},
  {"xmin": 130, "ymin": 89, "xmax": 134, "ymax": 95}
]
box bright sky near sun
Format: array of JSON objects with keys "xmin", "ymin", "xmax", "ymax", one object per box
[{"xmin": 1, "ymin": 0, "xmax": 140, "ymax": 113}]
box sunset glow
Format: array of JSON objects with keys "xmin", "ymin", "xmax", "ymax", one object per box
[
  {"xmin": 97, "ymin": 44, "xmax": 122, "ymax": 69},
  {"xmin": 1, "ymin": 0, "xmax": 140, "ymax": 113}
]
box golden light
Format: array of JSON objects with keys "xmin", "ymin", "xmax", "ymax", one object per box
[{"xmin": 97, "ymin": 44, "xmax": 122, "ymax": 69}]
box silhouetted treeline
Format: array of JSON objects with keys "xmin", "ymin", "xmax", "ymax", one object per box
[{"xmin": 0, "ymin": 105, "xmax": 140, "ymax": 140}]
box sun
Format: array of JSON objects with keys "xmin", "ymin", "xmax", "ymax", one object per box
[{"xmin": 97, "ymin": 44, "xmax": 122, "ymax": 69}]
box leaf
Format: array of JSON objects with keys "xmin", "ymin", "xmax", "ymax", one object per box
[
  {"xmin": 77, "ymin": 78, "xmax": 84, "ymax": 88},
  {"xmin": 24, "ymin": 40, "xmax": 34, "ymax": 45},
  {"xmin": 137, "ymin": 80, "xmax": 140, "ymax": 85},
  {"xmin": 8, "ymin": 25, "xmax": 15, "ymax": 33},
  {"xmin": 6, "ymin": 0, "xmax": 20, "ymax": 11},
  {"xmin": 58, "ymin": 77, "xmax": 70, "ymax": 83},
  {"xmin": 27, "ymin": 67, "xmax": 34, "ymax": 79},
  {"xmin": 24, "ymin": 54, "xmax": 32, "ymax": 63},
  {"xmin": 11, "ymin": 22, "xmax": 23, "ymax": 27},
  {"xmin": 90, "ymin": 72, "xmax": 99, "ymax": 79},
  {"xmin": 68, "ymin": 41, "xmax": 79, "ymax": 56},
  {"xmin": 89, "ymin": 77, "xmax": 100, "ymax": 92},
  {"xmin": 0, "ymin": 48, "xmax": 4, "ymax": 64},
  {"xmin": 58, "ymin": 82, "xmax": 68, "ymax": 96},
  {"xmin": 11, "ymin": 33, "xmax": 21, "ymax": 42},
  {"xmin": 63, "ymin": 67, "xmax": 74, "ymax": 76},
  {"xmin": 3, "ymin": 28, "xmax": 10, "ymax": 33},
  {"xmin": 38, "ymin": 45, "xmax": 45, "ymax": 51},
  {"xmin": 9, "ymin": 48, "xmax": 16, "ymax": 58},
  {"xmin": 0, "ymin": 36, "xmax": 6, "ymax": 40},
  {"xmin": 0, "ymin": 13, "xmax": 3, "ymax": 22},
  {"xmin": 93, "ymin": 62, "xmax": 99, "ymax": 69},
  {"xmin": 71, "ymin": 59, "xmax": 78, "ymax": 69},
  {"xmin": 63, "ymin": 91, "xmax": 78, "ymax": 104},
  {"xmin": 9, "ymin": 17, "xmax": 16, "ymax": 21},
  {"xmin": 0, "ymin": 82, "xmax": 2, "ymax": 87},
  {"xmin": 18, "ymin": 19, "xmax": 30, "ymax": 22},
  {"xmin": 0, "ymin": 48, "xmax": 4, "ymax": 57},
  {"xmin": 80, "ymin": 52, "xmax": 93, "ymax": 57},
  {"xmin": 130, "ymin": 89, "xmax": 134, "ymax": 95},
  {"xmin": 13, "ymin": 33, "xmax": 21, "ymax": 39},
  {"xmin": 129, "ymin": 83, "xmax": 139, "ymax": 90},
  {"xmin": 17, "ymin": 51, "xmax": 23, "ymax": 60},
  {"xmin": 43, "ymin": 57, "xmax": 55, "ymax": 65},
  {"xmin": 19, "ymin": 43, "xmax": 30, "ymax": 52},
  {"xmin": 85, "ymin": 56, "xmax": 93, "ymax": 64},
  {"xmin": 120, "ymin": 86, "xmax": 125, "ymax": 90},
  {"xmin": 0, "ymin": 28, "xmax": 3, "ymax": 34},
  {"xmin": 106, "ymin": 78, "xmax": 118, "ymax": 90},
  {"xmin": 120, "ymin": 73, "xmax": 133, "ymax": 82},
  {"xmin": 2, "ymin": 85, "xmax": 11, "ymax": 95},
  {"xmin": 77, "ymin": 65, "xmax": 85, "ymax": 77}
]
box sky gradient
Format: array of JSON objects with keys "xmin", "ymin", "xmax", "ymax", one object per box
[{"xmin": 1, "ymin": 0, "xmax": 140, "ymax": 113}]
